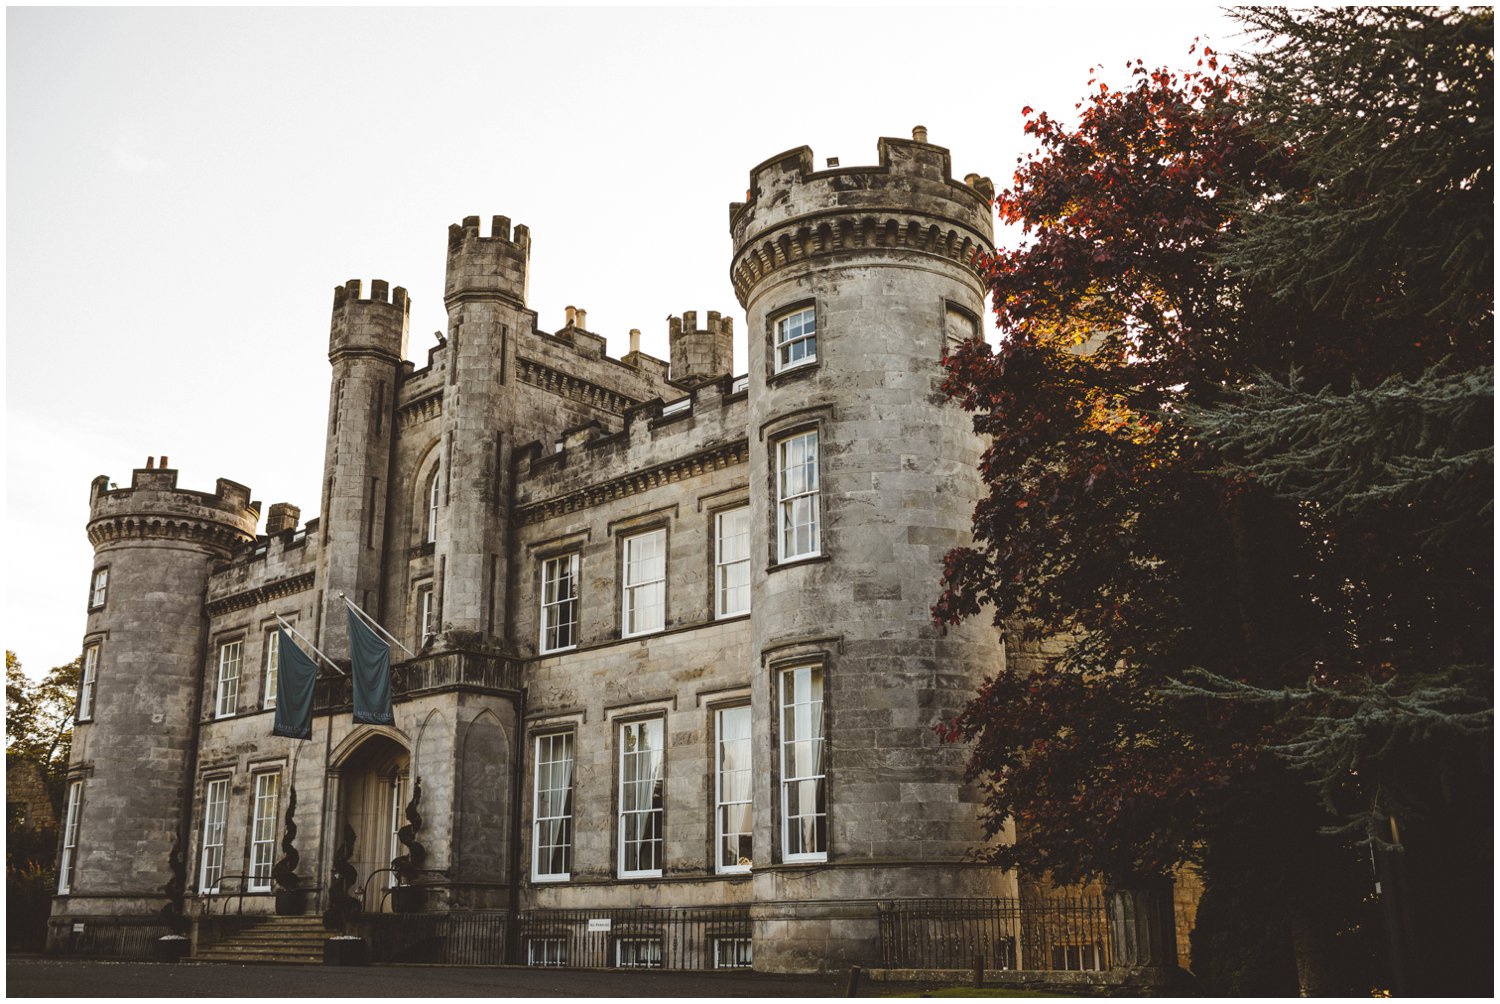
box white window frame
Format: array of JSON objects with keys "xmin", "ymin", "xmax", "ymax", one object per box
[
  {"xmin": 615, "ymin": 937, "xmax": 663, "ymax": 969},
  {"xmin": 714, "ymin": 507, "xmax": 751, "ymax": 619},
  {"xmin": 532, "ymin": 732, "xmax": 574, "ymax": 882},
  {"xmin": 248, "ymin": 772, "xmax": 279, "ymax": 892},
  {"xmin": 713, "ymin": 936, "xmax": 753, "ymax": 969},
  {"xmin": 621, "ymin": 529, "xmax": 666, "ymax": 638},
  {"xmin": 773, "ymin": 305, "xmax": 817, "ymax": 373},
  {"xmin": 539, "ymin": 554, "xmax": 580, "ymax": 654},
  {"xmin": 78, "ymin": 644, "xmax": 99, "ymax": 722},
  {"xmin": 528, "ymin": 937, "xmax": 568, "ymax": 967},
  {"xmin": 215, "ymin": 641, "xmax": 242, "ymax": 719},
  {"xmin": 418, "ymin": 585, "xmax": 436, "ymax": 643},
  {"xmin": 617, "ymin": 718, "xmax": 664, "ymax": 879},
  {"xmin": 779, "ymin": 665, "xmax": 827, "ymax": 863},
  {"xmin": 424, "ymin": 465, "xmax": 440, "ymax": 544},
  {"xmin": 263, "ymin": 628, "xmax": 279, "ymax": 709},
  {"xmin": 388, "ymin": 774, "xmax": 406, "ymax": 889},
  {"xmin": 90, "ymin": 568, "xmax": 108, "ymax": 609},
  {"xmin": 199, "ymin": 777, "xmax": 230, "ymax": 893},
  {"xmin": 776, "ymin": 430, "xmax": 821, "ymax": 563},
  {"xmin": 57, "ymin": 781, "xmax": 83, "ymax": 894},
  {"xmin": 715, "ymin": 705, "xmax": 752, "ymax": 874}
]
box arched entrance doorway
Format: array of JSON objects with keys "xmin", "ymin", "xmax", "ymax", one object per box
[{"xmin": 333, "ymin": 729, "xmax": 410, "ymax": 913}]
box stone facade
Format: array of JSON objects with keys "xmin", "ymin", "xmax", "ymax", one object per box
[{"xmin": 49, "ymin": 130, "xmax": 1015, "ymax": 972}]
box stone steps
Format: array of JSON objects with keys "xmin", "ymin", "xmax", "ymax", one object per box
[{"xmin": 194, "ymin": 916, "xmax": 331, "ymax": 965}]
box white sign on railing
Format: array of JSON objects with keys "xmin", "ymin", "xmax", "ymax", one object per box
[{"xmin": 587, "ymin": 918, "xmax": 612, "ymax": 933}]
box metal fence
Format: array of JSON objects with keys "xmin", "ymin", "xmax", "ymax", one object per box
[
  {"xmin": 49, "ymin": 921, "xmax": 168, "ymax": 959},
  {"xmin": 364, "ymin": 905, "xmax": 753, "ymax": 970},
  {"xmin": 877, "ymin": 896, "xmax": 1113, "ymax": 972}
]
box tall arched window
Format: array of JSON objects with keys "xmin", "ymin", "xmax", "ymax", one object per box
[{"xmin": 424, "ymin": 466, "xmax": 440, "ymax": 544}]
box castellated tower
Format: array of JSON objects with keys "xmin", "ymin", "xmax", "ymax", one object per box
[
  {"xmin": 316, "ymin": 280, "xmax": 408, "ymax": 659},
  {"xmin": 57, "ymin": 463, "xmax": 258, "ymax": 923},
  {"xmin": 438, "ymin": 215, "xmax": 530, "ymax": 646},
  {"xmin": 730, "ymin": 129, "xmax": 1008, "ymax": 971},
  {"xmin": 668, "ymin": 310, "xmax": 734, "ymax": 386}
]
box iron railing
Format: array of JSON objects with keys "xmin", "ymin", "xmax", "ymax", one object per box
[
  {"xmin": 364, "ymin": 905, "xmax": 752, "ymax": 969},
  {"xmin": 877, "ymin": 896, "xmax": 1112, "ymax": 972},
  {"xmin": 315, "ymin": 652, "xmax": 522, "ymax": 711},
  {"xmin": 194, "ymin": 873, "xmax": 271, "ymax": 916},
  {"xmin": 51, "ymin": 921, "xmax": 167, "ymax": 959}
]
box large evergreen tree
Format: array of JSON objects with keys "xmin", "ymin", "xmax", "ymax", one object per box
[{"xmin": 937, "ymin": 7, "xmax": 1491, "ymax": 995}]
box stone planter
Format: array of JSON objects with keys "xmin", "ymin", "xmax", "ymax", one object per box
[
  {"xmin": 275, "ymin": 888, "xmax": 308, "ymax": 916},
  {"xmin": 390, "ymin": 885, "xmax": 425, "ymax": 914},
  {"xmin": 153, "ymin": 935, "xmax": 191, "ymax": 964},
  {"xmin": 324, "ymin": 936, "xmax": 369, "ymax": 966}
]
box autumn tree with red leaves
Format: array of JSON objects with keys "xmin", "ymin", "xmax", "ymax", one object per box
[
  {"xmin": 935, "ymin": 46, "xmax": 1330, "ymax": 881},
  {"xmin": 937, "ymin": 9, "xmax": 1491, "ymax": 996}
]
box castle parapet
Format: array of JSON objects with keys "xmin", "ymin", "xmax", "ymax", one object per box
[
  {"xmin": 728, "ymin": 127, "xmax": 995, "ymax": 306},
  {"xmin": 87, "ymin": 457, "xmax": 260, "ymax": 557},
  {"xmin": 329, "ymin": 278, "xmax": 410, "ymax": 362},
  {"xmin": 668, "ymin": 309, "xmax": 734, "ymax": 387},
  {"xmin": 445, "ymin": 214, "xmax": 530, "ymax": 307}
]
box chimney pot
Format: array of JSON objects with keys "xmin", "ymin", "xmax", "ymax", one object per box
[
  {"xmin": 912, "ymin": 125, "xmax": 928, "ymax": 143},
  {"xmin": 575, "ymin": 308, "xmax": 587, "ymax": 330},
  {"xmin": 145, "ymin": 456, "xmax": 155, "ymax": 470},
  {"xmin": 629, "ymin": 328, "xmax": 641, "ymax": 354},
  {"xmin": 565, "ymin": 305, "xmax": 577, "ymax": 326}
]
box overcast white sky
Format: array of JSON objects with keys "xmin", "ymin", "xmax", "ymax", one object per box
[{"xmin": 6, "ymin": 5, "xmax": 1246, "ymax": 676}]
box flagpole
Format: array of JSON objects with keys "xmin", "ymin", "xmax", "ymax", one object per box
[
  {"xmin": 277, "ymin": 615, "xmax": 347, "ymax": 676},
  {"xmin": 340, "ymin": 593, "xmax": 416, "ymax": 657}
]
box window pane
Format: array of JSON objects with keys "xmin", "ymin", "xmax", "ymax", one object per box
[
  {"xmin": 623, "ymin": 531, "xmax": 666, "ymax": 636},
  {"xmin": 780, "ymin": 667, "xmax": 827, "ymax": 860},
  {"xmin": 533, "ymin": 732, "xmax": 574, "ymax": 879},
  {"xmin": 540, "ymin": 555, "xmax": 580, "ymax": 652}
]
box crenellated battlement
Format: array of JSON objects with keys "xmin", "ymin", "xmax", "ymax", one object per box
[
  {"xmin": 444, "ymin": 214, "xmax": 530, "ymax": 307},
  {"xmin": 513, "ymin": 373, "xmax": 749, "ymax": 518},
  {"xmin": 331, "ymin": 278, "xmax": 410, "ymax": 312},
  {"xmin": 87, "ymin": 456, "xmax": 260, "ymax": 556},
  {"xmin": 329, "ymin": 279, "xmax": 410, "ymax": 361},
  {"xmin": 728, "ymin": 127, "xmax": 995, "ymax": 307},
  {"xmin": 668, "ymin": 309, "xmax": 734, "ymax": 387}
]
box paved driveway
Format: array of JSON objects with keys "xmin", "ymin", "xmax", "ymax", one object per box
[{"xmin": 6, "ymin": 958, "xmax": 852, "ymax": 998}]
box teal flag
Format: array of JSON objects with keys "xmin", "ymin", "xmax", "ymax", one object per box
[
  {"xmin": 347, "ymin": 608, "xmax": 394, "ymax": 726},
  {"xmin": 272, "ymin": 628, "xmax": 316, "ymax": 740}
]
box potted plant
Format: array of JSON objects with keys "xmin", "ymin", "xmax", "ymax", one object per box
[
  {"xmin": 390, "ymin": 779, "xmax": 427, "ymax": 914},
  {"xmin": 322, "ymin": 823, "xmax": 367, "ymax": 965},
  {"xmin": 154, "ymin": 837, "xmax": 191, "ymax": 962},
  {"xmin": 272, "ymin": 787, "xmax": 307, "ymax": 916}
]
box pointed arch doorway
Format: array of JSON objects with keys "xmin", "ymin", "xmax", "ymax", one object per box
[{"xmin": 331, "ymin": 727, "xmax": 410, "ymax": 913}]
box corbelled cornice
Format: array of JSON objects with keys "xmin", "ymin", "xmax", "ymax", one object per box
[
  {"xmin": 517, "ymin": 439, "xmax": 748, "ymax": 525},
  {"xmin": 206, "ymin": 571, "xmax": 316, "ymax": 618},
  {"xmin": 518, "ymin": 356, "xmax": 638, "ymax": 417},
  {"xmin": 731, "ymin": 211, "xmax": 990, "ymax": 304},
  {"xmin": 87, "ymin": 515, "xmax": 255, "ymax": 558}
]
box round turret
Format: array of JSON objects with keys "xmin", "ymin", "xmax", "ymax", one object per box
[
  {"xmin": 54, "ymin": 460, "xmax": 258, "ymax": 931},
  {"xmin": 730, "ymin": 130, "xmax": 1005, "ymax": 972}
]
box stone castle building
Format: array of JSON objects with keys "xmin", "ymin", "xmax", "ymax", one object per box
[{"xmin": 51, "ymin": 129, "xmax": 1016, "ymax": 972}]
